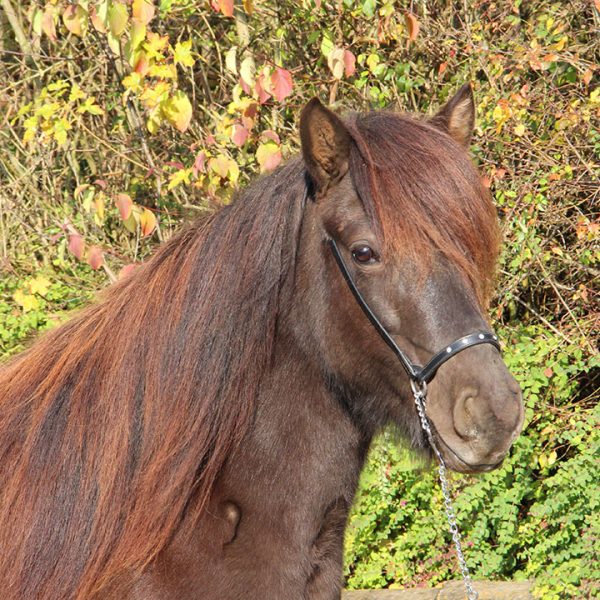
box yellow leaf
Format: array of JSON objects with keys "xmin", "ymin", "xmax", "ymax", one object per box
[
  {"xmin": 28, "ymin": 276, "xmax": 51, "ymax": 296},
  {"xmin": 173, "ymin": 40, "xmax": 195, "ymax": 68},
  {"xmin": 129, "ymin": 20, "xmax": 146, "ymax": 50},
  {"xmin": 140, "ymin": 208, "xmax": 157, "ymax": 236},
  {"xmin": 139, "ymin": 81, "xmax": 171, "ymax": 109},
  {"xmin": 209, "ymin": 155, "xmax": 239, "ymax": 183},
  {"xmin": 162, "ymin": 90, "xmax": 192, "ymax": 132},
  {"xmin": 167, "ymin": 168, "xmax": 192, "ymax": 190},
  {"xmin": 147, "ymin": 111, "xmax": 162, "ymax": 133},
  {"xmin": 107, "ymin": 0, "xmax": 128, "ymax": 37},
  {"xmin": 63, "ymin": 4, "xmax": 88, "ymax": 37},
  {"xmin": 514, "ymin": 123, "xmax": 525, "ymax": 136},
  {"xmin": 144, "ymin": 31, "xmax": 168, "ymax": 60},
  {"xmin": 53, "ymin": 118, "xmax": 71, "ymax": 145},
  {"xmin": 94, "ymin": 193, "xmax": 106, "ymax": 223},
  {"xmin": 225, "ymin": 46, "xmax": 237, "ymax": 74},
  {"xmin": 69, "ymin": 83, "xmax": 86, "ymax": 102},
  {"xmin": 13, "ymin": 289, "xmax": 40, "ymax": 312},
  {"xmin": 122, "ymin": 71, "xmax": 143, "ymax": 93},
  {"xmin": 327, "ymin": 47, "xmax": 345, "ymax": 80},
  {"xmin": 256, "ymin": 141, "xmax": 281, "ymax": 172},
  {"xmin": 147, "ymin": 63, "xmax": 177, "ymax": 79},
  {"xmin": 132, "ymin": 0, "xmax": 155, "ymax": 25}
]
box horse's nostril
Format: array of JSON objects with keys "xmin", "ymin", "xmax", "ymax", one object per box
[{"xmin": 453, "ymin": 390, "xmax": 479, "ymax": 441}]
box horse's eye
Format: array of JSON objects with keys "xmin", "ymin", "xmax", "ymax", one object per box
[{"xmin": 352, "ymin": 245, "xmax": 376, "ymax": 264}]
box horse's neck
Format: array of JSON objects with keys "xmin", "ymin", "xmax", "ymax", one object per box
[
  {"xmin": 224, "ymin": 339, "xmax": 370, "ymax": 507},
  {"xmin": 128, "ymin": 339, "xmax": 371, "ymax": 599}
]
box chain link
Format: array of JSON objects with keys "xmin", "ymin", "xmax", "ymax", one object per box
[{"xmin": 410, "ymin": 380, "xmax": 479, "ymax": 600}]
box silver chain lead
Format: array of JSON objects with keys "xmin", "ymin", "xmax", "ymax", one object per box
[{"xmin": 410, "ymin": 380, "xmax": 479, "ymax": 600}]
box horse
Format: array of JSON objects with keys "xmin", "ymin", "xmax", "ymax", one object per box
[{"xmin": 0, "ymin": 84, "xmax": 524, "ymax": 600}]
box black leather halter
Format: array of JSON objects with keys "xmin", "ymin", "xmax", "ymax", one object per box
[{"xmin": 328, "ymin": 238, "xmax": 500, "ymax": 385}]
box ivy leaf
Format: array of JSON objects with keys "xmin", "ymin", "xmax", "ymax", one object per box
[
  {"xmin": 13, "ymin": 289, "xmax": 39, "ymax": 312},
  {"xmin": 270, "ymin": 67, "xmax": 293, "ymax": 102},
  {"xmin": 28, "ymin": 276, "xmax": 52, "ymax": 297},
  {"xmin": 87, "ymin": 246, "xmax": 104, "ymax": 270},
  {"xmin": 132, "ymin": 0, "xmax": 155, "ymax": 25},
  {"xmin": 173, "ymin": 40, "xmax": 195, "ymax": 67},
  {"xmin": 115, "ymin": 193, "xmax": 133, "ymax": 220},
  {"xmin": 163, "ymin": 90, "xmax": 193, "ymax": 132},
  {"xmin": 108, "ymin": 0, "xmax": 128, "ymax": 37},
  {"xmin": 140, "ymin": 208, "xmax": 157, "ymax": 236}
]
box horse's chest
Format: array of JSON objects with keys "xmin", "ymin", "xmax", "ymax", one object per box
[{"xmin": 130, "ymin": 384, "xmax": 368, "ymax": 599}]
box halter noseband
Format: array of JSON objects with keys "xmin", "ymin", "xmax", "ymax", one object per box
[{"xmin": 328, "ymin": 238, "xmax": 500, "ymax": 386}]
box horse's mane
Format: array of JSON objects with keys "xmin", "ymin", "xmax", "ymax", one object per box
[
  {"xmin": 346, "ymin": 112, "xmax": 499, "ymax": 306},
  {"xmin": 0, "ymin": 159, "xmax": 307, "ymax": 598},
  {"xmin": 0, "ymin": 110, "xmax": 498, "ymax": 599}
]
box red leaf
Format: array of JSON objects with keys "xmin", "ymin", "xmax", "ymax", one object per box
[
  {"xmin": 255, "ymin": 74, "xmax": 271, "ymax": 105},
  {"xmin": 260, "ymin": 129, "xmax": 280, "ymax": 144},
  {"xmin": 68, "ymin": 233, "xmax": 85, "ymax": 259},
  {"xmin": 438, "ymin": 61, "xmax": 448, "ymax": 77},
  {"xmin": 343, "ymin": 50, "xmax": 356, "ymax": 78},
  {"xmin": 218, "ymin": 0, "xmax": 234, "ymax": 17},
  {"xmin": 544, "ymin": 367, "xmax": 553, "ymax": 378},
  {"xmin": 239, "ymin": 76, "xmax": 251, "ymax": 95},
  {"xmin": 404, "ymin": 11, "xmax": 420, "ymax": 42},
  {"xmin": 119, "ymin": 263, "xmax": 138, "ymax": 279},
  {"xmin": 193, "ymin": 150, "xmax": 207, "ymax": 175},
  {"xmin": 115, "ymin": 193, "xmax": 133, "ymax": 220},
  {"xmin": 231, "ymin": 123, "xmax": 249, "ymax": 147},
  {"xmin": 94, "ymin": 179, "xmax": 107, "ymax": 189},
  {"xmin": 42, "ymin": 5, "xmax": 57, "ymax": 41},
  {"xmin": 270, "ymin": 68, "xmax": 293, "ymax": 102},
  {"xmin": 87, "ymin": 246, "xmax": 104, "ymax": 270}
]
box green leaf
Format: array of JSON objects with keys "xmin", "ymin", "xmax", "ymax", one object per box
[{"xmin": 107, "ymin": 0, "xmax": 128, "ymax": 37}]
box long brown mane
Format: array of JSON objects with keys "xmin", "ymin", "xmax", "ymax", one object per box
[
  {"xmin": 0, "ymin": 160, "xmax": 307, "ymax": 598},
  {"xmin": 347, "ymin": 113, "xmax": 499, "ymax": 305},
  {"xmin": 0, "ymin": 111, "xmax": 498, "ymax": 599}
]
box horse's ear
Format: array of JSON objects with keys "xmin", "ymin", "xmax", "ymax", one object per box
[
  {"xmin": 300, "ymin": 98, "xmax": 352, "ymax": 194},
  {"xmin": 431, "ymin": 83, "xmax": 475, "ymax": 147}
]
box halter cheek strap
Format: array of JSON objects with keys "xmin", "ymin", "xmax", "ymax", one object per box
[{"xmin": 328, "ymin": 238, "xmax": 500, "ymax": 385}]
